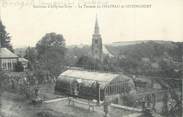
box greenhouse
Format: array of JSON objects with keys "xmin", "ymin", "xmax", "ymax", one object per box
[{"xmin": 55, "ymin": 68, "xmax": 135, "ymax": 101}]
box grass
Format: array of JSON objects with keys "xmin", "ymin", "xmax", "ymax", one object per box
[{"xmin": 0, "ymin": 84, "xmax": 140, "ymax": 117}]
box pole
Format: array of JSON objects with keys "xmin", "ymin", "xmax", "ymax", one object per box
[
  {"xmin": 97, "ymin": 82, "xmax": 100, "ymax": 105},
  {"xmin": 98, "ymin": 84, "xmax": 100, "ymax": 105},
  {"xmin": 182, "ymin": 79, "xmax": 183, "ymax": 113}
]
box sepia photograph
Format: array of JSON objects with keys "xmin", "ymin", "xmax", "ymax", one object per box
[{"xmin": 0, "ymin": 0, "xmax": 182, "ymax": 117}]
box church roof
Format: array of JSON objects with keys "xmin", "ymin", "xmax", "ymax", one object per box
[
  {"xmin": 103, "ymin": 45, "xmax": 114, "ymax": 57},
  {"xmin": 0, "ymin": 48, "xmax": 18, "ymax": 58}
]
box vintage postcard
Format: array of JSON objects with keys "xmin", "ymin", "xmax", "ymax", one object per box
[{"xmin": 0, "ymin": 0, "xmax": 182, "ymax": 117}]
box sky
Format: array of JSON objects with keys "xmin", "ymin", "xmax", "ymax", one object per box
[{"xmin": 0, "ymin": 0, "xmax": 183, "ymax": 48}]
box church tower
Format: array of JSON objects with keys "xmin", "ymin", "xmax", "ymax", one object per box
[{"xmin": 91, "ymin": 16, "xmax": 103, "ymax": 61}]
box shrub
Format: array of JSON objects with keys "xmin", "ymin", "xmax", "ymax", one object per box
[
  {"xmin": 122, "ymin": 94, "xmax": 136, "ymax": 107},
  {"xmin": 15, "ymin": 61, "xmax": 24, "ymax": 72}
]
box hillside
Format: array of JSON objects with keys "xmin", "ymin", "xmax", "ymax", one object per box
[
  {"xmin": 66, "ymin": 40, "xmax": 182, "ymax": 78},
  {"xmin": 15, "ymin": 40, "xmax": 182, "ymax": 63},
  {"xmin": 14, "ymin": 40, "xmax": 182, "ymax": 78},
  {"xmin": 106, "ymin": 40, "xmax": 178, "ymax": 57},
  {"xmin": 66, "ymin": 40, "xmax": 182, "ymax": 62}
]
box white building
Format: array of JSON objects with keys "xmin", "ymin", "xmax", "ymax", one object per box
[{"xmin": 0, "ymin": 47, "xmax": 18, "ymax": 71}]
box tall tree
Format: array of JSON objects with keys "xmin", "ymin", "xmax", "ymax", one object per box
[
  {"xmin": 24, "ymin": 47, "xmax": 38, "ymax": 70},
  {"xmin": 0, "ymin": 20, "xmax": 13, "ymax": 51},
  {"xmin": 36, "ymin": 32, "xmax": 66, "ymax": 80}
]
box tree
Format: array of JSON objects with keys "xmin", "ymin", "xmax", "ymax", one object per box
[
  {"xmin": 0, "ymin": 20, "xmax": 13, "ymax": 51},
  {"xmin": 15, "ymin": 61, "xmax": 24, "ymax": 72},
  {"xmin": 168, "ymin": 42, "xmax": 183, "ymax": 62},
  {"xmin": 36, "ymin": 32, "xmax": 66, "ymax": 79},
  {"xmin": 36, "ymin": 33, "xmax": 65, "ymax": 54},
  {"xmin": 24, "ymin": 47, "xmax": 38, "ymax": 70},
  {"xmin": 0, "ymin": 71, "xmax": 6, "ymax": 90},
  {"xmin": 75, "ymin": 55, "xmax": 120, "ymax": 72}
]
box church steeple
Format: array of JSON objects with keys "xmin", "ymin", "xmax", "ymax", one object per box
[
  {"xmin": 0, "ymin": 5, "xmax": 2, "ymax": 23},
  {"xmin": 0, "ymin": 8, "xmax": 1, "ymax": 48},
  {"xmin": 0, "ymin": 38, "xmax": 1, "ymax": 48},
  {"xmin": 0, "ymin": 35, "xmax": 1, "ymax": 48},
  {"xmin": 91, "ymin": 15, "xmax": 103, "ymax": 61},
  {"xmin": 94, "ymin": 16, "xmax": 99, "ymax": 34}
]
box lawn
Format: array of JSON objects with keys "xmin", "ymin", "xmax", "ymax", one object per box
[{"xmin": 0, "ymin": 84, "xmax": 140, "ymax": 117}]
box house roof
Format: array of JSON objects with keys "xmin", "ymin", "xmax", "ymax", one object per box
[
  {"xmin": 18, "ymin": 57, "xmax": 28, "ymax": 62},
  {"xmin": 0, "ymin": 48, "xmax": 18, "ymax": 58},
  {"xmin": 103, "ymin": 45, "xmax": 114, "ymax": 57}
]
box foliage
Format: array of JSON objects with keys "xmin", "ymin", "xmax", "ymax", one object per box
[
  {"xmin": 36, "ymin": 111, "xmax": 74, "ymax": 117},
  {"xmin": 168, "ymin": 42, "xmax": 183, "ymax": 62},
  {"xmin": 36, "ymin": 32, "xmax": 66, "ymax": 78},
  {"xmin": 0, "ymin": 72, "xmax": 37, "ymax": 98},
  {"xmin": 158, "ymin": 60, "xmax": 179, "ymax": 77},
  {"xmin": 76, "ymin": 55, "xmax": 120, "ymax": 72},
  {"xmin": 24, "ymin": 47, "xmax": 38, "ymax": 67},
  {"xmin": 0, "ymin": 71, "xmax": 6, "ymax": 90},
  {"xmin": 23, "ymin": 32, "xmax": 66, "ymax": 84},
  {"xmin": 36, "ymin": 32, "xmax": 65, "ymax": 53},
  {"xmin": 121, "ymin": 94, "xmax": 136, "ymax": 107},
  {"xmin": 33, "ymin": 69, "xmax": 53, "ymax": 84},
  {"xmin": 65, "ymin": 46, "xmax": 90, "ymax": 66},
  {"xmin": 0, "ymin": 20, "xmax": 13, "ymax": 51},
  {"xmin": 74, "ymin": 41, "xmax": 182, "ymax": 78},
  {"xmin": 24, "ymin": 47, "xmax": 41, "ymax": 73},
  {"xmin": 15, "ymin": 61, "xmax": 24, "ymax": 72}
]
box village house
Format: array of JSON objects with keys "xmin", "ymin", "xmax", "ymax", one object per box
[
  {"xmin": 0, "ymin": 47, "xmax": 19, "ymax": 71},
  {"xmin": 0, "ymin": 42, "xmax": 28, "ymax": 71}
]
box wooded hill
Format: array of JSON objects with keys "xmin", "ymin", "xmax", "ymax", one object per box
[
  {"xmin": 15, "ymin": 40, "xmax": 182, "ymax": 78},
  {"xmin": 67, "ymin": 40, "xmax": 182, "ymax": 78}
]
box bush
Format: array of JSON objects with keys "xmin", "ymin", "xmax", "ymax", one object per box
[
  {"xmin": 15, "ymin": 61, "xmax": 24, "ymax": 72},
  {"xmin": 37, "ymin": 111, "xmax": 74, "ymax": 117},
  {"xmin": 121, "ymin": 94, "xmax": 136, "ymax": 107}
]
